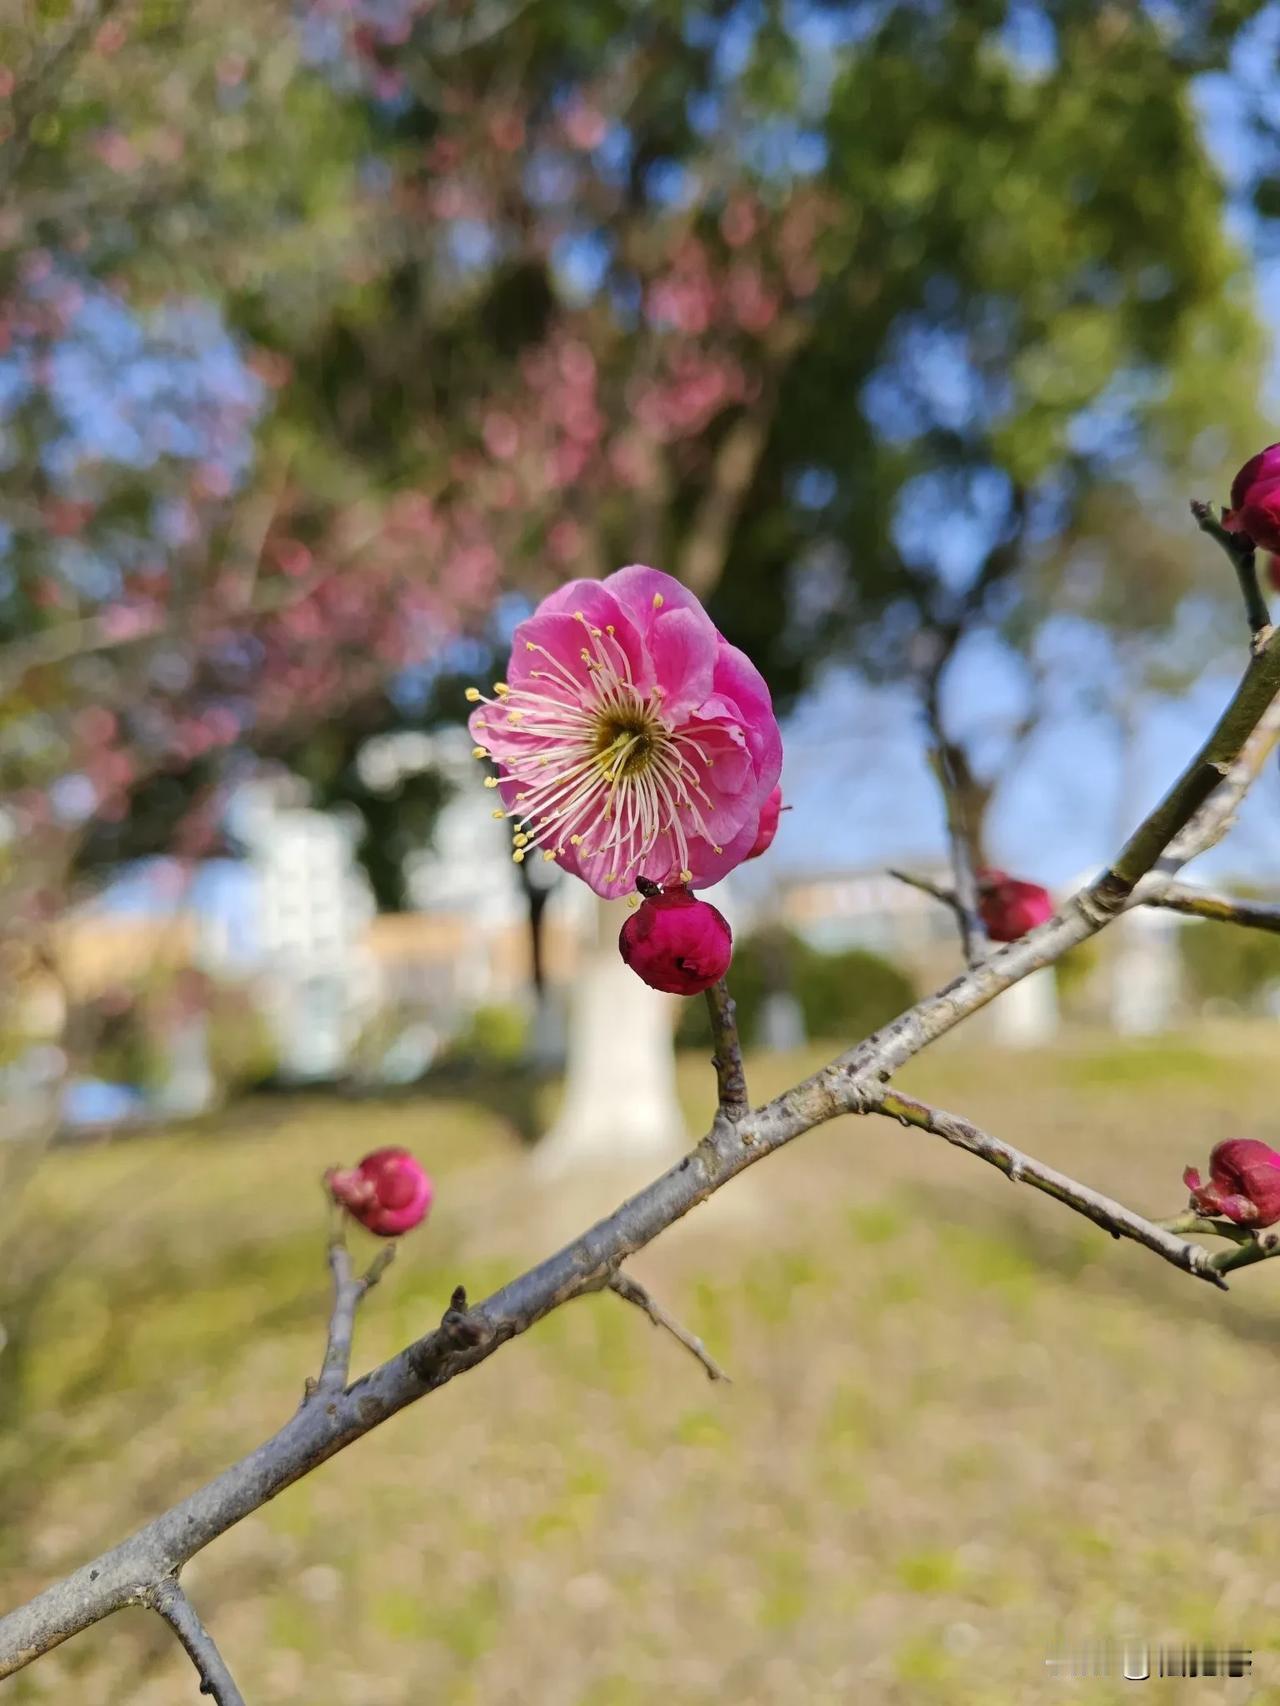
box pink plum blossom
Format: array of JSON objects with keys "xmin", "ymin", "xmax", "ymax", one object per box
[
  {"xmin": 976, "ymin": 869, "xmax": 1054, "ymax": 942},
  {"xmin": 747, "ymin": 785, "xmax": 783, "ymax": 859},
  {"xmin": 326, "ymin": 1147, "xmax": 434, "ymax": 1237},
  {"xmin": 619, "ymin": 880, "xmax": 733, "ymax": 995},
  {"xmin": 1223, "ymin": 445, "xmax": 1280, "ymax": 555},
  {"xmin": 468, "ymin": 565, "xmax": 781, "ymax": 899},
  {"xmin": 1184, "ymin": 1139, "xmax": 1280, "ymax": 1227}
]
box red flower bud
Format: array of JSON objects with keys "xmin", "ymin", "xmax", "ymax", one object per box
[
  {"xmin": 619, "ymin": 881, "xmax": 732, "ymax": 995},
  {"xmin": 1223, "ymin": 444, "xmax": 1280, "ymax": 554},
  {"xmin": 1184, "ymin": 1138, "xmax": 1280, "ymax": 1227},
  {"xmin": 326, "ymin": 1147, "xmax": 433, "ymax": 1236},
  {"xmin": 975, "ymin": 868, "xmax": 1054, "ymax": 942},
  {"xmin": 746, "ymin": 784, "xmax": 783, "ymax": 859}
]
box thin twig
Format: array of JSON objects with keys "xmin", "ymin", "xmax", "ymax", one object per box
[
  {"xmin": 1140, "ymin": 879, "xmax": 1280, "ymax": 935},
  {"xmin": 704, "ymin": 978, "xmax": 748, "ymax": 1122},
  {"xmin": 607, "ymin": 1270, "xmax": 730, "ymax": 1381},
  {"xmin": 887, "ymin": 866, "xmax": 966, "ymax": 922},
  {"xmin": 1210, "ymin": 1230, "xmax": 1280, "ymax": 1276},
  {"xmin": 929, "ymin": 743, "xmax": 987, "ymax": 965},
  {"xmin": 891, "ymin": 864, "xmax": 1280, "ymax": 947},
  {"xmin": 146, "ymin": 1580, "xmax": 247, "ymax": 1706},
  {"xmin": 1191, "ymin": 499, "xmax": 1273, "ymax": 646},
  {"xmin": 869, "ymin": 1087, "xmax": 1227, "ymax": 1289},
  {"xmin": 313, "ymin": 1240, "xmax": 396, "ymax": 1399}
]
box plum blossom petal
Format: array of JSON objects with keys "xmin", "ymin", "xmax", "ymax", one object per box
[{"xmin": 468, "ymin": 565, "xmax": 781, "ymax": 898}]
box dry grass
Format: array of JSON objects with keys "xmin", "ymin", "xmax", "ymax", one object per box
[{"xmin": 4, "ymin": 1028, "xmax": 1280, "ymax": 1704}]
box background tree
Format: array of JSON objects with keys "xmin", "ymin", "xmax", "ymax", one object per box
[{"xmin": 2, "ymin": 0, "xmax": 1276, "ymax": 1155}]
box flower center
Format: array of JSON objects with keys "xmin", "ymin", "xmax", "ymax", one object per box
[
  {"xmin": 593, "ymin": 711, "xmax": 659, "ymax": 779},
  {"xmin": 468, "ymin": 609, "xmax": 723, "ymax": 889}
]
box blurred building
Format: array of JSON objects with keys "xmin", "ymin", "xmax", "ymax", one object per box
[{"xmin": 777, "ymin": 866, "xmax": 962, "ymax": 983}]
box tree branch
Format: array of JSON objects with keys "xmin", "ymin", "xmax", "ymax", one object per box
[
  {"xmin": 311, "ymin": 1239, "xmax": 396, "ymax": 1400},
  {"xmin": 887, "ymin": 867, "xmax": 971, "ymax": 935},
  {"xmin": 146, "ymin": 1580, "xmax": 247, "ymax": 1706},
  {"xmin": 607, "ymin": 1269, "xmax": 730, "ymax": 1382},
  {"xmin": 928, "ymin": 742, "xmax": 988, "ymax": 965},
  {"xmin": 704, "ymin": 977, "xmax": 748, "ymax": 1122},
  {"xmin": 868, "ymin": 1087, "xmax": 1226, "ymax": 1289},
  {"xmin": 4, "ymin": 600, "xmax": 1280, "ymax": 1683},
  {"xmin": 1140, "ymin": 880, "xmax": 1280, "ymax": 934},
  {"xmin": 1191, "ymin": 499, "xmax": 1273, "ymax": 646},
  {"xmin": 1209, "ymin": 1229, "xmax": 1280, "ymax": 1277}
]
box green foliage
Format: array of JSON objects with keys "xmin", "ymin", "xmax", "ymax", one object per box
[
  {"xmin": 7, "ymin": 0, "xmax": 1279, "ymax": 913},
  {"xmin": 678, "ymin": 928, "xmax": 915, "ymax": 1049},
  {"xmin": 1179, "ymin": 916, "xmax": 1280, "ymax": 1012},
  {"xmin": 444, "ymin": 1002, "xmax": 529, "ymax": 1068},
  {"xmin": 206, "ymin": 986, "xmax": 279, "ymax": 1091}
]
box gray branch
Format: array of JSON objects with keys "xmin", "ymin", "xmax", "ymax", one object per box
[
  {"xmin": 930, "ymin": 743, "xmax": 988, "ymax": 965},
  {"xmin": 312, "ymin": 1239, "xmax": 396, "ymax": 1400},
  {"xmin": 1190, "ymin": 498, "xmax": 1273, "ymax": 645},
  {"xmin": 1139, "ymin": 879, "xmax": 1280, "ymax": 935},
  {"xmin": 2, "ymin": 617, "xmax": 1280, "ymax": 1683},
  {"xmin": 704, "ymin": 977, "xmax": 748, "ymax": 1121},
  {"xmin": 147, "ymin": 1580, "xmax": 247, "ymax": 1706},
  {"xmin": 867, "ymin": 1086, "xmax": 1225, "ymax": 1289},
  {"xmin": 608, "ymin": 1269, "xmax": 731, "ymax": 1382}
]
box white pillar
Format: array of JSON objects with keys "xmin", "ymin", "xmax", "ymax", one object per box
[
  {"xmin": 1108, "ymin": 910, "xmax": 1181, "ymax": 1035},
  {"xmin": 990, "ymin": 966, "xmax": 1059, "ymax": 1048},
  {"xmin": 535, "ymin": 897, "xmax": 688, "ymax": 1173}
]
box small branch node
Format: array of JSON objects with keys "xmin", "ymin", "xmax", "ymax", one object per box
[
  {"xmin": 440, "ymin": 1285, "xmax": 486, "ymax": 1347},
  {"xmin": 147, "ymin": 1580, "xmax": 247, "ymax": 1706}
]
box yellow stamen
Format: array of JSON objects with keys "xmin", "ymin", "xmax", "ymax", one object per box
[
  {"xmin": 513, "ymin": 850, "xmax": 526, "ymax": 863},
  {"xmin": 652, "ymin": 593, "xmax": 664, "ymax": 608},
  {"xmin": 494, "ymin": 682, "xmax": 509, "ymax": 696},
  {"xmin": 472, "ymin": 746, "xmax": 488, "ymax": 759},
  {"xmin": 513, "ymin": 833, "xmax": 528, "ymax": 847},
  {"xmin": 465, "ymin": 686, "xmax": 481, "ymax": 701},
  {"xmin": 680, "ymin": 868, "xmax": 692, "ymax": 883},
  {"xmin": 491, "ymin": 810, "xmax": 504, "ymax": 820},
  {"xmin": 543, "ymin": 850, "xmax": 556, "ymax": 861},
  {"xmin": 484, "ymin": 777, "xmax": 499, "ymax": 789}
]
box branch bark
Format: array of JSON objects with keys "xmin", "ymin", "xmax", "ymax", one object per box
[
  {"xmin": 311, "ymin": 1240, "xmax": 396, "ymax": 1400},
  {"xmin": 869, "ymin": 1087, "xmax": 1225, "ymax": 1288},
  {"xmin": 1191, "ymin": 499, "xmax": 1273, "ymax": 645},
  {"xmin": 704, "ymin": 977, "xmax": 748, "ymax": 1122},
  {"xmin": 607, "ymin": 1269, "xmax": 730, "ymax": 1382},
  {"xmin": 146, "ymin": 1580, "xmax": 247, "ymax": 1706},
  {"xmin": 927, "ymin": 741, "xmax": 988, "ymax": 965},
  {"xmin": 1139, "ymin": 880, "xmax": 1280, "ymax": 934}
]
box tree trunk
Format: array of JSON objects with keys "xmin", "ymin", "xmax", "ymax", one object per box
[{"xmin": 535, "ymin": 896, "xmax": 687, "ymax": 1173}]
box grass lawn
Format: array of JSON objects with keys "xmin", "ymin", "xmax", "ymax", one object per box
[{"xmin": 3, "ymin": 1028, "xmax": 1280, "ymax": 1704}]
